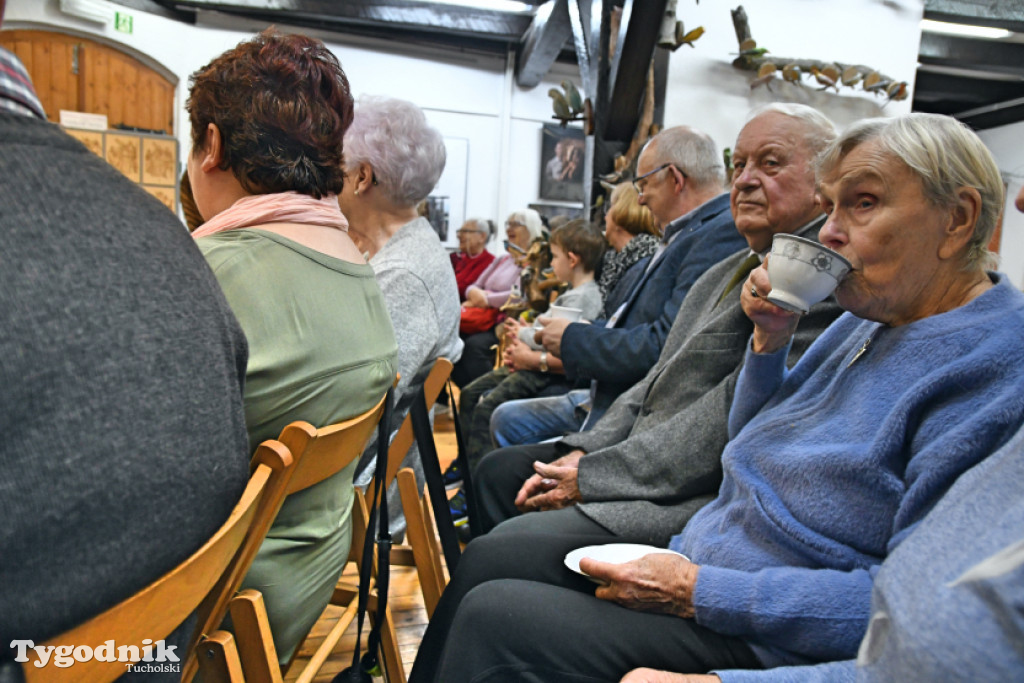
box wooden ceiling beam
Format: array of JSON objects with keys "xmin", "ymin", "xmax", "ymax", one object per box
[
  {"xmin": 517, "ymin": 1, "xmax": 572, "ymax": 88},
  {"xmin": 158, "ymin": 0, "xmax": 533, "ymax": 42},
  {"xmin": 957, "ymin": 95, "xmax": 1024, "ymax": 130},
  {"xmin": 919, "ymin": 32, "xmax": 1024, "ymax": 77},
  {"xmin": 924, "ymin": 0, "xmax": 1024, "ymax": 33},
  {"xmin": 603, "ymin": 0, "xmax": 667, "ymax": 142},
  {"xmin": 913, "ymin": 68, "xmax": 1024, "ymax": 105}
]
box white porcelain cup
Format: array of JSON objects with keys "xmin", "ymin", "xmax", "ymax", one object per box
[
  {"xmin": 766, "ymin": 234, "xmax": 852, "ymax": 314},
  {"xmin": 547, "ymin": 305, "xmax": 584, "ymax": 322},
  {"xmin": 518, "ymin": 324, "xmax": 544, "ymax": 350}
]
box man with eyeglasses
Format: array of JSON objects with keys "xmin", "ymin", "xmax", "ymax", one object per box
[
  {"xmin": 410, "ymin": 104, "xmax": 852, "ymax": 683},
  {"xmin": 465, "ymin": 104, "xmax": 844, "ymax": 539},
  {"xmin": 512, "ymin": 127, "xmax": 747, "ymax": 436}
]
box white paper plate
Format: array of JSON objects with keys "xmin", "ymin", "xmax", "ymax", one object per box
[{"xmin": 564, "ymin": 543, "xmax": 688, "ymax": 581}]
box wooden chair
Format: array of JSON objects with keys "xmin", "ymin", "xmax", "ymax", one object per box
[
  {"xmin": 221, "ymin": 392, "xmax": 403, "ymax": 683},
  {"xmin": 20, "ymin": 440, "xmax": 295, "ymax": 683},
  {"xmin": 396, "ymin": 467, "xmax": 447, "ymax": 617},
  {"xmin": 373, "ymin": 357, "xmax": 455, "ymax": 490},
  {"xmin": 373, "ymin": 359, "xmax": 455, "ymax": 611}
]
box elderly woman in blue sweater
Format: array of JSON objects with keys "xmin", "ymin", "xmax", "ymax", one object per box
[
  {"xmin": 621, "ymin": 140, "xmax": 1024, "ymax": 683},
  {"xmin": 407, "ymin": 113, "xmax": 1024, "ymax": 683}
]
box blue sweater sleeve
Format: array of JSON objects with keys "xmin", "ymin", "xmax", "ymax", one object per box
[
  {"xmin": 715, "ymin": 660, "xmax": 856, "ymax": 683},
  {"xmin": 727, "ymin": 340, "xmax": 791, "ymax": 439},
  {"xmin": 693, "ymin": 563, "xmax": 878, "ymax": 662}
]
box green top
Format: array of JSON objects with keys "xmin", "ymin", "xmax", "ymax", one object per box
[{"xmin": 198, "ymin": 228, "xmax": 397, "ymax": 661}]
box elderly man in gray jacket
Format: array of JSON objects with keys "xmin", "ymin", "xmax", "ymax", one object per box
[{"xmin": 471, "ymin": 103, "xmax": 847, "ymax": 544}]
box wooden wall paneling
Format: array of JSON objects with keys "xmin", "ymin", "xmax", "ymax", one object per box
[
  {"xmin": 84, "ymin": 42, "xmax": 109, "ymax": 126},
  {"xmin": 0, "ymin": 31, "xmax": 81, "ymax": 124},
  {"xmin": 1, "ymin": 31, "xmax": 175, "ymax": 134}
]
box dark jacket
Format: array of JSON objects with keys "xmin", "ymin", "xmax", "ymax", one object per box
[
  {"xmin": 562, "ymin": 218, "xmax": 843, "ymax": 545},
  {"xmin": 559, "ymin": 193, "xmax": 746, "ymax": 416}
]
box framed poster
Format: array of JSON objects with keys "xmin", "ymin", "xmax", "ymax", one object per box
[{"xmin": 539, "ymin": 124, "xmax": 585, "ymax": 203}]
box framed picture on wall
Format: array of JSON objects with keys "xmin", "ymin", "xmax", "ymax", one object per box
[{"xmin": 539, "ymin": 123, "xmax": 585, "ymax": 203}]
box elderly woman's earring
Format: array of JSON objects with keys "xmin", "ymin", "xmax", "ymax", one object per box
[{"xmin": 354, "ymin": 189, "xmax": 360, "ymax": 196}]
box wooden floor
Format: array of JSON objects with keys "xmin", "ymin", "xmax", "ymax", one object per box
[{"xmin": 283, "ymin": 407, "xmax": 459, "ymax": 682}]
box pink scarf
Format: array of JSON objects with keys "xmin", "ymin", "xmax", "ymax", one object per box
[{"xmin": 191, "ymin": 191, "xmax": 349, "ymax": 239}]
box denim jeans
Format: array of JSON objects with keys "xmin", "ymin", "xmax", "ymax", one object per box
[{"xmin": 489, "ymin": 389, "xmax": 598, "ymax": 448}]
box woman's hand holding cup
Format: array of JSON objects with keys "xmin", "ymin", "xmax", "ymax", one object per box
[{"xmin": 742, "ymin": 259, "xmax": 802, "ymax": 355}]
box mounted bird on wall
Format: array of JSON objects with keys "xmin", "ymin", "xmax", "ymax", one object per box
[
  {"xmin": 730, "ymin": 6, "xmax": 909, "ymax": 104},
  {"xmin": 549, "ymin": 80, "xmax": 586, "ymax": 127}
]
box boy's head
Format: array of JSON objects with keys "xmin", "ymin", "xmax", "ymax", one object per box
[{"xmin": 549, "ymin": 219, "xmax": 606, "ymax": 282}]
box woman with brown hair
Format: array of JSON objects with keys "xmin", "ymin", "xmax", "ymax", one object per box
[{"xmin": 187, "ymin": 30, "xmax": 397, "ymax": 663}]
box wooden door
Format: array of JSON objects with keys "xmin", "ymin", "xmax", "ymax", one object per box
[{"xmin": 0, "ymin": 30, "xmax": 174, "ymax": 134}]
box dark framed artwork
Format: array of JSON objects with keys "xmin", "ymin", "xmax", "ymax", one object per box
[{"xmin": 539, "ymin": 123, "xmax": 585, "ymax": 203}]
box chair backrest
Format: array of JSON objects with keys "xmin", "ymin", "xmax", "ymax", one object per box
[
  {"xmin": 21, "ymin": 443, "xmax": 294, "ymax": 683},
  {"xmin": 185, "ymin": 440, "xmax": 296, "ymax": 679},
  {"xmin": 279, "ymin": 391, "xmax": 389, "ymax": 495},
  {"xmin": 206, "ymin": 391, "xmax": 399, "ymax": 683},
  {"xmin": 375, "ymin": 358, "xmax": 454, "ymax": 489}
]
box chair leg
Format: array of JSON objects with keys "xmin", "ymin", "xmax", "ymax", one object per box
[
  {"xmin": 369, "ymin": 594, "xmax": 407, "ymax": 683},
  {"xmin": 229, "ymin": 590, "xmax": 284, "ymax": 683},
  {"xmin": 196, "ymin": 631, "xmax": 246, "ymax": 683}
]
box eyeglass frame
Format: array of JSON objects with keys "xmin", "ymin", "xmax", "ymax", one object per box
[{"xmin": 632, "ymin": 162, "xmax": 686, "ymax": 196}]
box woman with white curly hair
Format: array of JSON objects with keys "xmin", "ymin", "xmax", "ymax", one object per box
[{"xmin": 340, "ymin": 96, "xmax": 463, "ymax": 516}]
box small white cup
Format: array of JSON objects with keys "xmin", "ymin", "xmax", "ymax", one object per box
[
  {"xmin": 518, "ymin": 324, "xmax": 544, "ymax": 350},
  {"xmin": 547, "ymin": 305, "xmax": 584, "ymax": 322},
  {"xmin": 766, "ymin": 234, "xmax": 851, "ymax": 314}
]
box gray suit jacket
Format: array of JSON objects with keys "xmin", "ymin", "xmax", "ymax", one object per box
[{"xmin": 561, "ymin": 219, "xmax": 843, "ymax": 545}]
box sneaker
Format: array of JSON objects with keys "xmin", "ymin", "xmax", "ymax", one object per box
[
  {"xmin": 456, "ymin": 521, "xmax": 474, "ymax": 545},
  {"xmin": 442, "ymin": 462, "xmax": 463, "ymax": 490},
  {"xmin": 448, "ymin": 489, "xmax": 469, "ymax": 527}
]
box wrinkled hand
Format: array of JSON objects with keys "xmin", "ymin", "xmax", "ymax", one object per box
[
  {"xmin": 506, "ymin": 337, "xmax": 539, "ymax": 372},
  {"xmin": 536, "ymin": 316, "xmax": 573, "ymax": 357},
  {"xmin": 503, "ymin": 317, "xmax": 525, "ymax": 340},
  {"xmin": 514, "ymin": 450, "xmax": 584, "ymax": 512},
  {"xmin": 502, "ymin": 337, "xmax": 520, "ymax": 370},
  {"xmin": 621, "ymin": 670, "xmax": 720, "ymax": 683},
  {"xmin": 741, "ymin": 260, "xmax": 801, "ymax": 354},
  {"xmin": 464, "ymin": 288, "xmax": 489, "ymax": 308},
  {"xmin": 580, "ymin": 553, "xmax": 699, "ymax": 619}
]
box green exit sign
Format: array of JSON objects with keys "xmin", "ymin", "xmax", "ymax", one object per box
[{"xmin": 115, "ymin": 12, "xmax": 133, "ymax": 34}]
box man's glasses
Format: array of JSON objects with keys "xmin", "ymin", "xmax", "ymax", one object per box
[{"xmin": 633, "ymin": 163, "xmax": 685, "ymax": 195}]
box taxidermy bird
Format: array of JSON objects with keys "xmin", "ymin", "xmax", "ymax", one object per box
[
  {"xmin": 862, "ymin": 72, "xmax": 889, "ymax": 93},
  {"xmin": 810, "ymin": 65, "xmax": 840, "ymax": 91},
  {"xmin": 734, "ymin": 38, "xmax": 769, "ymax": 58},
  {"xmin": 884, "ymin": 81, "xmax": 909, "ymax": 103},
  {"xmin": 841, "ymin": 66, "xmax": 861, "ymax": 87},
  {"xmin": 750, "ymin": 62, "xmax": 777, "ymax": 90},
  {"xmin": 549, "ymin": 80, "xmax": 585, "ymax": 127}
]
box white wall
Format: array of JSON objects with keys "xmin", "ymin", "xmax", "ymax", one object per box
[
  {"xmin": 663, "ymin": 0, "xmax": 923, "ymax": 160},
  {"xmin": 4, "ymin": 0, "xmax": 576, "ymax": 250},
  {"xmin": 979, "ymin": 121, "xmax": 1024, "ymax": 288},
  {"xmin": 7, "ymin": 0, "xmax": 935, "ymax": 254}
]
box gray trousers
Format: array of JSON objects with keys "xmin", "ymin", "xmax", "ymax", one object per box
[{"xmin": 408, "ymin": 508, "xmax": 761, "ymax": 682}]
